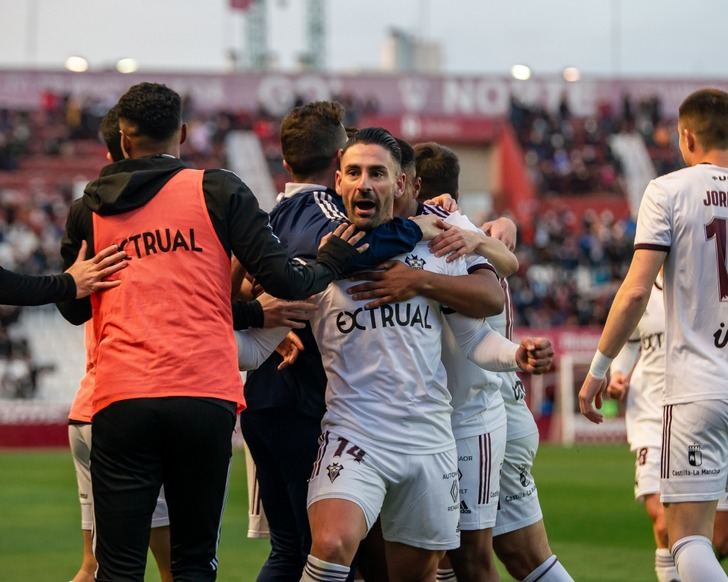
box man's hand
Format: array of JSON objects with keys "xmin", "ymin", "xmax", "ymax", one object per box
[
  {"xmin": 607, "ymin": 370, "xmax": 629, "ymax": 401},
  {"xmin": 579, "ymin": 373, "xmax": 608, "ymax": 424},
  {"xmin": 319, "ymin": 222, "xmax": 369, "ymax": 253},
  {"xmin": 257, "ymin": 293, "xmax": 317, "ymax": 329},
  {"xmin": 430, "ymin": 222, "xmax": 485, "ymax": 262},
  {"xmin": 426, "ymin": 193, "xmax": 458, "ymax": 213},
  {"xmin": 410, "ymin": 214, "xmax": 445, "ymax": 241},
  {"xmin": 275, "ymin": 331, "xmax": 304, "ymax": 370},
  {"xmin": 347, "ymin": 261, "xmax": 421, "ymax": 308},
  {"xmin": 482, "ymin": 217, "xmax": 517, "ymax": 251},
  {"xmin": 66, "ymin": 241, "xmax": 129, "ymax": 299},
  {"xmin": 515, "ymin": 337, "xmax": 553, "ymax": 374}
]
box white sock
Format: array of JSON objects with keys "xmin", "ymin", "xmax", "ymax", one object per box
[
  {"xmin": 437, "ymin": 567, "xmax": 458, "ymax": 581},
  {"xmin": 522, "ymin": 555, "xmax": 574, "ymax": 582},
  {"xmin": 672, "ymin": 536, "xmax": 728, "ymax": 582},
  {"xmin": 300, "ymin": 554, "xmax": 351, "ymax": 582},
  {"xmin": 655, "ymin": 547, "xmax": 680, "ymax": 582}
]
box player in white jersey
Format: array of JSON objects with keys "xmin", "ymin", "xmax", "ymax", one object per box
[
  {"xmin": 348, "ymin": 140, "xmax": 556, "ymax": 581},
  {"xmin": 302, "ymin": 129, "xmax": 553, "ymax": 582},
  {"xmin": 609, "ymin": 275, "xmax": 728, "ymax": 580},
  {"xmin": 580, "ymin": 88, "xmax": 728, "ymax": 582}
]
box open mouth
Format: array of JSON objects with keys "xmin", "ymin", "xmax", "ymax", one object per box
[{"xmin": 354, "ymin": 199, "xmax": 377, "ymax": 218}]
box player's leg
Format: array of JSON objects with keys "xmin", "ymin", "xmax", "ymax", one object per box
[
  {"xmin": 149, "ymin": 527, "xmax": 173, "ymax": 582},
  {"xmin": 149, "ymin": 487, "xmax": 172, "ymax": 582},
  {"xmin": 493, "ymin": 433, "xmax": 573, "ymax": 581},
  {"xmin": 447, "ymin": 428, "xmax": 505, "ymax": 582},
  {"xmin": 160, "ymin": 398, "xmax": 236, "ymax": 581},
  {"xmin": 91, "ymin": 399, "xmax": 164, "ymax": 581},
  {"xmin": 242, "ymin": 441, "xmax": 270, "ymax": 540},
  {"xmin": 713, "ymin": 495, "xmax": 728, "ymax": 560},
  {"xmin": 448, "ymin": 530, "xmax": 498, "ymax": 582},
  {"xmin": 633, "ymin": 445, "xmax": 678, "ymax": 581},
  {"xmin": 437, "ymin": 554, "xmax": 457, "ymax": 582},
  {"xmin": 242, "ymin": 408, "xmax": 322, "ymax": 578},
  {"xmin": 355, "ymin": 518, "xmax": 389, "ymax": 581},
  {"xmin": 384, "ymin": 541, "xmax": 443, "ymax": 581},
  {"xmin": 68, "ymin": 423, "xmax": 96, "ymax": 582},
  {"xmin": 380, "ymin": 449, "xmax": 460, "ymax": 582},
  {"xmin": 642, "ymin": 494, "xmax": 678, "ymax": 582},
  {"xmin": 304, "ymin": 430, "xmax": 385, "ymax": 580},
  {"xmin": 661, "ymin": 401, "xmax": 728, "ymax": 581}
]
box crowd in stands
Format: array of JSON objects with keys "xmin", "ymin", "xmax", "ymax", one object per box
[
  {"xmin": 0, "ymin": 90, "xmax": 682, "ymax": 393},
  {"xmin": 506, "ymin": 207, "xmax": 635, "ymax": 328},
  {"xmin": 510, "ymin": 93, "xmax": 683, "ymax": 197}
]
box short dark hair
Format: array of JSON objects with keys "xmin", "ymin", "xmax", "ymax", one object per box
[
  {"xmin": 342, "ymin": 127, "xmax": 401, "ymax": 166},
  {"xmin": 117, "ymin": 82, "xmax": 181, "ymax": 142},
  {"xmin": 679, "ymin": 88, "xmax": 728, "ymax": 150},
  {"xmin": 100, "ymin": 105, "xmax": 123, "ymax": 162},
  {"xmin": 281, "ymin": 101, "xmax": 346, "ymax": 177},
  {"xmin": 395, "ymin": 138, "xmax": 416, "ymax": 175},
  {"xmin": 414, "ymin": 142, "xmax": 460, "ymax": 201}
]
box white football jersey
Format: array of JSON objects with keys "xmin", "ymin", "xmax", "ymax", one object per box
[
  {"xmin": 635, "ymin": 164, "xmax": 728, "ymax": 404},
  {"xmin": 491, "ymin": 278, "xmax": 538, "ymax": 441},
  {"xmin": 309, "ymin": 242, "xmax": 467, "ymax": 455},
  {"xmin": 439, "ymin": 210, "xmax": 507, "ymax": 440},
  {"xmin": 613, "ymin": 282, "xmax": 665, "ymax": 450}
]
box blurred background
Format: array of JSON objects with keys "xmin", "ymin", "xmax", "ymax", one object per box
[
  {"xmin": 3, "ymin": 0, "xmax": 724, "ymax": 447},
  {"xmin": 2, "ymin": 2, "xmax": 728, "ymax": 579}
]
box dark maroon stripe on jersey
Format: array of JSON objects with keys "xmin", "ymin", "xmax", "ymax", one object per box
[
  {"xmin": 478, "ymin": 434, "xmax": 486, "ymax": 505},
  {"xmin": 467, "ymin": 263, "xmax": 497, "ymax": 275},
  {"xmin": 310, "ymin": 431, "xmax": 329, "ymax": 480},
  {"xmin": 661, "ymin": 406, "xmax": 673, "ymax": 479},
  {"xmin": 485, "ymin": 433, "xmax": 492, "ymax": 503},
  {"xmin": 634, "ymin": 243, "xmax": 671, "ymax": 253},
  {"xmin": 422, "ymin": 203, "xmax": 451, "ymax": 218}
]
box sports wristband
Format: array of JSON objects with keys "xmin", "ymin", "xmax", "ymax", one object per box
[{"xmin": 589, "ymin": 350, "xmax": 613, "ymax": 380}]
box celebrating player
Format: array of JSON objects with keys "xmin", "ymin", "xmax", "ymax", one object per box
[{"xmin": 303, "ymin": 128, "xmax": 551, "ymax": 582}]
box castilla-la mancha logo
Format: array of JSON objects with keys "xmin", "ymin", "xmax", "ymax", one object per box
[{"xmin": 688, "ymin": 444, "xmax": 702, "ymax": 467}]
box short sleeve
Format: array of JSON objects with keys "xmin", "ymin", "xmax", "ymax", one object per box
[
  {"xmin": 635, "ymin": 180, "xmax": 672, "ymax": 252},
  {"xmin": 443, "ymin": 211, "xmax": 495, "ymax": 274}
]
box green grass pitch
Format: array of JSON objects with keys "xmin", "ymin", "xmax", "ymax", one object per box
[{"xmin": 0, "ymin": 444, "xmax": 725, "ymax": 581}]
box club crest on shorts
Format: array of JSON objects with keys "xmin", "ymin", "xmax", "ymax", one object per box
[
  {"xmin": 519, "ymin": 469, "xmax": 531, "ymax": 488},
  {"xmin": 688, "ymin": 444, "xmax": 703, "ymax": 467},
  {"xmin": 327, "ymin": 461, "xmax": 343, "ymax": 483},
  {"xmin": 405, "ymin": 254, "xmax": 426, "ymax": 270}
]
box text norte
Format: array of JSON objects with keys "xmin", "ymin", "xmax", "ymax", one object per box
[
  {"xmin": 117, "ymin": 228, "xmax": 203, "ymax": 258},
  {"xmin": 335, "ymin": 304, "xmax": 433, "ymax": 334}
]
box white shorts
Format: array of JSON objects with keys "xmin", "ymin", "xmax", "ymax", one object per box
[
  {"xmin": 719, "ymin": 493, "xmax": 728, "ymax": 512},
  {"xmin": 456, "ymin": 426, "xmax": 506, "ymax": 531},
  {"xmin": 633, "ymin": 446, "xmax": 661, "ymax": 502},
  {"xmin": 68, "ymin": 424, "xmax": 169, "ymax": 530},
  {"xmin": 661, "ymin": 401, "xmax": 728, "ymax": 504},
  {"xmin": 244, "ymin": 441, "xmax": 269, "ymax": 539},
  {"xmin": 492, "ymin": 431, "xmax": 543, "ymax": 537},
  {"xmin": 307, "ymin": 430, "xmax": 460, "ymax": 551}
]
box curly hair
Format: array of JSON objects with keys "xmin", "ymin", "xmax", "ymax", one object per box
[{"xmin": 117, "ymin": 82, "xmax": 181, "ymax": 142}]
